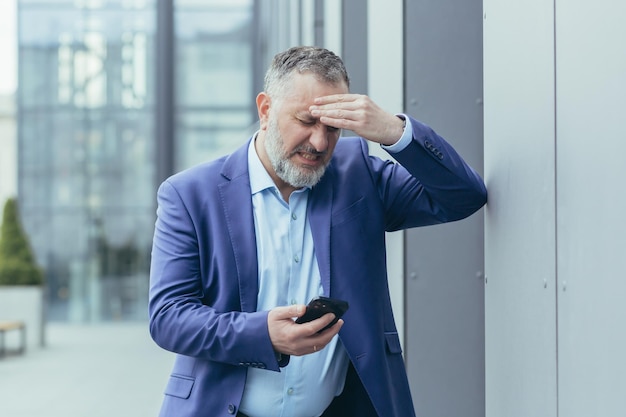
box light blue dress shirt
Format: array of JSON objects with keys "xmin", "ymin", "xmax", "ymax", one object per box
[
  {"xmin": 238, "ymin": 138, "xmax": 349, "ymax": 417},
  {"xmin": 239, "ymin": 118, "xmax": 412, "ymax": 417}
]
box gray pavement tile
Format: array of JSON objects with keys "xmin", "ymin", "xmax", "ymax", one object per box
[{"xmin": 0, "ymin": 322, "xmax": 175, "ymax": 417}]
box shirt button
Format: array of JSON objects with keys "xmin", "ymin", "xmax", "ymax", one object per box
[
  {"xmin": 294, "ymin": 255, "xmax": 300, "ymax": 263},
  {"xmin": 291, "ymin": 213, "xmax": 297, "ymax": 220},
  {"xmin": 291, "ymin": 299, "xmax": 297, "ymax": 305},
  {"xmin": 287, "ymin": 387, "xmax": 294, "ymax": 396}
]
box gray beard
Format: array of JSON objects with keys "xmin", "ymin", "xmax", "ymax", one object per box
[{"xmin": 264, "ymin": 118, "xmax": 329, "ymax": 188}]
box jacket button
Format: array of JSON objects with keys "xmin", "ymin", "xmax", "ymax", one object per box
[{"xmin": 228, "ymin": 404, "xmax": 236, "ymax": 414}]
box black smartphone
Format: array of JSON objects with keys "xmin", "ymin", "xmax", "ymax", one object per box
[{"xmin": 295, "ymin": 296, "xmax": 349, "ymax": 332}]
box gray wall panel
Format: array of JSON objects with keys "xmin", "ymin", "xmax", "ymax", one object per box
[
  {"xmin": 342, "ymin": 0, "xmax": 368, "ymax": 95},
  {"xmin": 483, "ymin": 0, "xmax": 558, "ymax": 416},
  {"xmin": 556, "ymin": 1, "xmax": 626, "ymax": 416},
  {"xmin": 404, "ymin": 0, "xmax": 485, "ymax": 416}
]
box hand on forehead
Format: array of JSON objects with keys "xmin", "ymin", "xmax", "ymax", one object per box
[{"xmin": 309, "ymin": 94, "xmax": 404, "ymax": 146}]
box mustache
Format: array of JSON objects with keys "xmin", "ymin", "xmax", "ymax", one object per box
[{"xmin": 290, "ymin": 145, "xmax": 327, "ymax": 157}]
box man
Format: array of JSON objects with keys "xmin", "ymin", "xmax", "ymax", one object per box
[{"xmin": 149, "ymin": 46, "xmax": 487, "ymax": 417}]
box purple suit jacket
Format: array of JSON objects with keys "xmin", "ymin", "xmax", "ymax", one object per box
[{"xmin": 148, "ymin": 117, "xmax": 487, "ymax": 417}]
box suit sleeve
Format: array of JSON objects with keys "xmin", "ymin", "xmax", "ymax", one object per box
[
  {"xmin": 373, "ymin": 116, "xmax": 487, "ymax": 231},
  {"xmin": 148, "ymin": 180, "xmax": 282, "ymax": 372}
]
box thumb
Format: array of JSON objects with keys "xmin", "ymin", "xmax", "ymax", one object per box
[{"xmin": 270, "ymin": 304, "xmax": 306, "ymax": 320}]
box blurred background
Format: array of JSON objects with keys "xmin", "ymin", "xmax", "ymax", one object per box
[{"xmin": 1, "ymin": 0, "xmax": 265, "ymax": 323}]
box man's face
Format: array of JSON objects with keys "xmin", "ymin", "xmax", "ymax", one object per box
[{"xmin": 259, "ymin": 72, "xmax": 349, "ymax": 189}]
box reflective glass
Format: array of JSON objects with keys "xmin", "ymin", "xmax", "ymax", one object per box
[
  {"xmin": 174, "ymin": 0, "xmax": 255, "ymax": 170},
  {"xmin": 17, "ymin": 0, "xmax": 259, "ymax": 322},
  {"xmin": 18, "ymin": 0, "xmax": 155, "ymax": 321}
]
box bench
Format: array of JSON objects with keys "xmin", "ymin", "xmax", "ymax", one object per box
[{"xmin": 0, "ymin": 321, "xmax": 26, "ymax": 357}]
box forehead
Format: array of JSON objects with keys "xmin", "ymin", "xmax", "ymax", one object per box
[{"xmin": 279, "ymin": 72, "xmax": 349, "ymax": 109}]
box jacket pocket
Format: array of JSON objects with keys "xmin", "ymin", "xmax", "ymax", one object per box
[
  {"xmin": 164, "ymin": 374, "xmax": 195, "ymax": 399},
  {"xmin": 384, "ymin": 331, "xmax": 403, "ymax": 355},
  {"xmin": 331, "ymin": 196, "xmax": 366, "ymax": 227}
]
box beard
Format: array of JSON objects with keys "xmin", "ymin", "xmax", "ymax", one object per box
[{"xmin": 263, "ymin": 117, "xmax": 330, "ymax": 188}]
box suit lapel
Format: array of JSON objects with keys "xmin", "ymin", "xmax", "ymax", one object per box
[
  {"xmin": 308, "ymin": 169, "xmax": 334, "ymax": 297},
  {"xmin": 218, "ymin": 139, "xmax": 259, "ymax": 312},
  {"xmin": 218, "ymin": 139, "xmax": 337, "ymax": 307}
]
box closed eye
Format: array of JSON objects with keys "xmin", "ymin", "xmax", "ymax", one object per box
[
  {"xmin": 297, "ymin": 116, "xmax": 340, "ymax": 133},
  {"xmin": 299, "ymin": 118, "xmax": 316, "ymax": 126}
]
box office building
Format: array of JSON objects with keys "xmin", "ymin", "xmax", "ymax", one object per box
[
  {"xmin": 0, "ymin": 94, "xmax": 17, "ymax": 216},
  {"xmin": 17, "ymin": 0, "xmax": 257, "ymax": 321}
]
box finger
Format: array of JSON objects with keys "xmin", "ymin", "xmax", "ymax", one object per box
[
  {"xmin": 313, "ymin": 94, "xmax": 359, "ymax": 106},
  {"xmin": 290, "ymin": 319, "xmax": 343, "ymax": 356},
  {"xmin": 323, "ymin": 318, "xmax": 344, "ymax": 334},
  {"xmin": 304, "ymin": 313, "xmax": 341, "ymax": 334},
  {"xmin": 310, "ymin": 102, "xmax": 363, "ymax": 118},
  {"xmin": 312, "ymin": 106, "xmax": 364, "ymax": 121},
  {"xmin": 269, "ymin": 304, "xmax": 305, "ymax": 321},
  {"xmin": 317, "ymin": 116, "xmax": 359, "ymax": 131},
  {"xmin": 309, "ymin": 319, "xmax": 344, "ymax": 349}
]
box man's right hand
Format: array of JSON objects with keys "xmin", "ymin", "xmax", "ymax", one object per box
[{"xmin": 267, "ymin": 304, "xmax": 343, "ymax": 356}]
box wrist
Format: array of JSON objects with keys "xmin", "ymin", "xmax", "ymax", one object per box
[
  {"xmin": 383, "ymin": 115, "xmax": 406, "ymax": 146},
  {"xmin": 381, "ymin": 114, "xmax": 413, "ymax": 153}
]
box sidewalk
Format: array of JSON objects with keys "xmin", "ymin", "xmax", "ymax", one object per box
[{"xmin": 0, "ymin": 322, "xmax": 175, "ymax": 417}]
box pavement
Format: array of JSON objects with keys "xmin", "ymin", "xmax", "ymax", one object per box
[{"xmin": 0, "ymin": 322, "xmax": 176, "ymax": 417}]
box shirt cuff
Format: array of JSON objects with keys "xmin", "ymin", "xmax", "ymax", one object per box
[{"xmin": 381, "ymin": 114, "xmax": 413, "ymax": 153}]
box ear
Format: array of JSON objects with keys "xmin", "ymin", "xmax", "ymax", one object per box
[{"xmin": 256, "ymin": 92, "xmax": 271, "ymax": 131}]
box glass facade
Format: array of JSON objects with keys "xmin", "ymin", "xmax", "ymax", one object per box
[
  {"xmin": 174, "ymin": 0, "xmax": 255, "ymax": 170},
  {"xmin": 0, "ymin": 95, "xmax": 17, "ymax": 211},
  {"xmin": 18, "ymin": 0, "xmax": 157, "ymax": 321},
  {"xmin": 16, "ymin": 0, "xmax": 321, "ymax": 322}
]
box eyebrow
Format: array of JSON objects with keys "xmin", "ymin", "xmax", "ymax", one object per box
[{"xmin": 295, "ymin": 112, "xmax": 318, "ymax": 123}]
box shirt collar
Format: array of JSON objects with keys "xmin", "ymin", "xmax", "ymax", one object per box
[{"xmin": 248, "ymin": 132, "xmax": 279, "ymax": 196}]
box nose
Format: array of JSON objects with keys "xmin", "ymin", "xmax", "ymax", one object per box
[{"xmin": 309, "ymin": 124, "xmax": 329, "ymax": 153}]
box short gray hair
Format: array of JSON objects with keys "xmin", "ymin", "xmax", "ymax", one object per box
[{"xmin": 264, "ymin": 46, "xmax": 350, "ymax": 101}]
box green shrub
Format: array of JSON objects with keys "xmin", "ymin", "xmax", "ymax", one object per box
[{"xmin": 0, "ymin": 198, "xmax": 43, "ymax": 286}]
